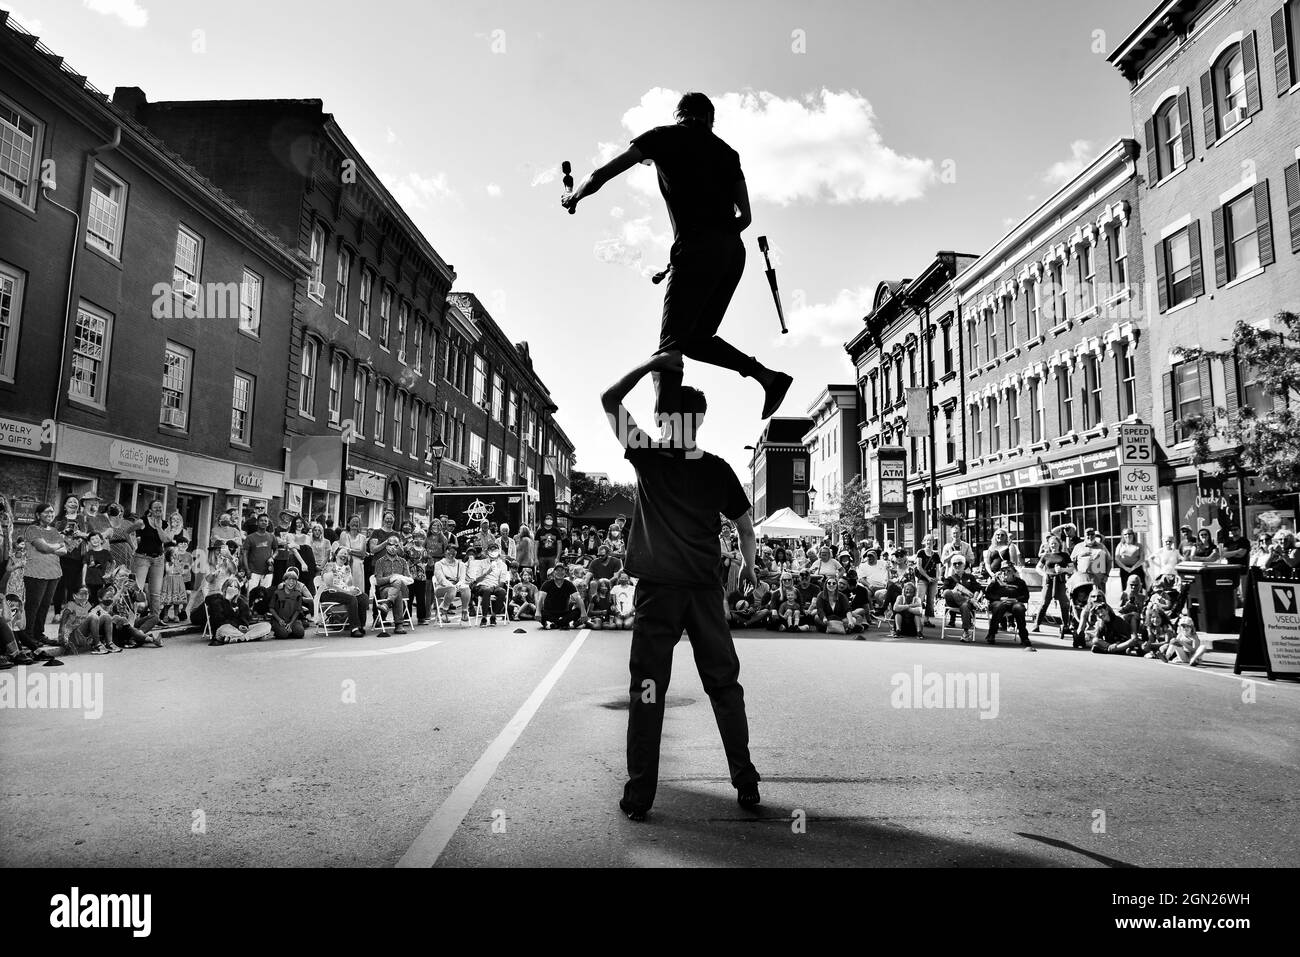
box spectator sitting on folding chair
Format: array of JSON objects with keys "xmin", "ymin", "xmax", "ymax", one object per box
[
  {"xmin": 269, "ymin": 567, "xmax": 309, "ymax": 640},
  {"xmin": 855, "ymin": 549, "xmax": 890, "ymax": 613},
  {"xmin": 941, "ymin": 555, "xmax": 985, "ymax": 643},
  {"xmin": 373, "ymin": 536, "xmax": 414, "ymax": 635},
  {"xmin": 983, "ymin": 563, "xmax": 1035, "ymax": 650},
  {"xmin": 468, "ymin": 544, "xmax": 510, "ymax": 626},
  {"xmin": 433, "ymin": 551, "xmax": 471, "ymax": 623},
  {"xmin": 319, "ymin": 544, "xmax": 369, "ymax": 636}
]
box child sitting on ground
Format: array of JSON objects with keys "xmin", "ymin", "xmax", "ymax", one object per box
[
  {"xmin": 609, "ymin": 572, "xmax": 636, "ymax": 630},
  {"xmin": 777, "ymin": 583, "xmax": 808, "ymax": 633},
  {"xmin": 87, "ymin": 585, "xmax": 122, "ymax": 654},
  {"xmin": 1118, "ymin": 579, "xmax": 1146, "ymax": 641},
  {"xmin": 892, "ymin": 581, "xmax": 925, "ymax": 639},
  {"xmin": 585, "ymin": 579, "xmax": 613, "ymax": 630},
  {"xmin": 57, "ymin": 587, "xmax": 96, "ymax": 655},
  {"xmin": 508, "ymin": 570, "xmax": 538, "ymax": 621},
  {"xmin": 1162, "ymin": 614, "xmax": 1206, "ymax": 666}
]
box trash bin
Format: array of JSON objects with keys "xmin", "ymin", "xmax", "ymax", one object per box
[{"xmin": 1175, "ymin": 563, "xmax": 1245, "ymax": 633}]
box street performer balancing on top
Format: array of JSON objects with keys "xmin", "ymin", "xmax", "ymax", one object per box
[{"xmin": 561, "ymin": 91, "xmax": 793, "ymax": 422}]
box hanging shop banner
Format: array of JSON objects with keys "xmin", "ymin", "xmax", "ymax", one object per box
[
  {"xmin": 904, "ymin": 388, "xmax": 930, "ymax": 437},
  {"xmin": 407, "ymin": 479, "xmax": 434, "ymax": 509},
  {"xmin": 284, "ymin": 484, "xmax": 304, "ymax": 514},
  {"xmin": 345, "ymin": 469, "xmax": 387, "ymax": 501},
  {"xmin": 0, "ymin": 415, "xmax": 53, "ymax": 458}
]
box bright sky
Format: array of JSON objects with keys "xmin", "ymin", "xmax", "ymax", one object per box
[{"xmin": 7, "ymin": 0, "xmax": 1147, "ymax": 483}]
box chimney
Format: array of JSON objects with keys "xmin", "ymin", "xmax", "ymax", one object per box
[{"xmin": 111, "ymin": 86, "xmax": 148, "ymax": 119}]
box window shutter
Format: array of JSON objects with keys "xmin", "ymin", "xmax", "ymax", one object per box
[
  {"xmin": 1223, "ymin": 352, "xmax": 1241, "ymax": 421},
  {"xmin": 1197, "ymin": 357, "xmax": 1214, "ymax": 418},
  {"xmin": 1286, "ymin": 160, "xmax": 1300, "ymax": 254},
  {"xmin": 1273, "ymin": 6, "xmax": 1294, "ymax": 95},
  {"xmin": 1155, "ymin": 238, "xmax": 1169, "ymax": 313},
  {"xmin": 1200, "ymin": 70, "xmax": 1218, "ymax": 146},
  {"xmin": 1242, "ymin": 30, "xmax": 1263, "ymax": 115},
  {"xmin": 1144, "ymin": 116, "xmax": 1160, "ymax": 185},
  {"xmin": 1163, "ymin": 370, "xmax": 1176, "ymax": 446},
  {"xmin": 1211, "ymin": 205, "xmax": 1229, "ymax": 287},
  {"xmin": 1187, "ymin": 221, "xmax": 1205, "ymax": 298},
  {"xmin": 1177, "ymin": 88, "xmax": 1195, "ymax": 162},
  {"xmin": 1254, "ymin": 179, "xmax": 1275, "ymax": 266}
]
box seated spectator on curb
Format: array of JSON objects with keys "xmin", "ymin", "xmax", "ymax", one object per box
[
  {"xmin": 811, "ymin": 546, "xmax": 842, "ymax": 581},
  {"xmin": 1118, "ymin": 578, "xmax": 1146, "ymax": 642},
  {"xmin": 270, "ymin": 567, "xmax": 309, "ymax": 640},
  {"xmin": 319, "ymin": 544, "xmax": 369, "ymax": 637},
  {"xmin": 586, "ymin": 579, "xmax": 614, "ymax": 629},
  {"xmin": 585, "ymin": 545, "xmax": 623, "ymax": 601},
  {"xmin": 794, "ymin": 570, "xmax": 819, "ymax": 611},
  {"xmin": 843, "ymin": 569, "xmax": 876, "ymax": 630},
  {"xmin": 509, "ymin": 569, "xmax": 539, "ymax": 621},
  {"xmin": 941, "ymin": 555, "xmax": 984, "ymax": 643},
  {"xmin": 538, "ymin": 563, "xmax": 582, "ymax": 630},
  {"xmin": 983, "ymin": 564, "xmax": 1034, "ymax": 650},
  {"xmin": 856, "ymin": 549, "xmax": 890, "ymax": 610},
  {"xmin": 205, "ymin": 578, "xmax": 257, "ymax": 645},
  {"xmin": 727, "ymin": 579, "xmax": 771, "ymax": 630},
  {"xmin": 82, "ymin": 584, "xmax": 120, "ymax": 655},
  {"xmin": 774, "ymin": 579, "xmax": 809, "ymax": 633},
  {"xmin": 1143, "ymin": 573, "xmax": 1189, "ymax": 646},
  {"xmin": 813, "ymin": 576, "xmax": 860, "ymax": 636},
  {"xmin": 58, "ymin": 587, "xmax": 96, "ymax": 655},
  {"xmin": 373, "ymin": 536, "xmax": 414, "ymax": 635},
  {"xmin": 609, "ymin": 572, "xmax": 636, "ymax": 630},
  {"xmin": 1077, "ymin": 588, "xmax": 1131, "ymax": 654},
  {"xmin": 1162, "ymin": 615, "xmax": 1206, "ymax": 665},
  {"xmin": 891, "ymin": 581, "xmax": 924, "ymax": 639},
  {"xmin": 109, "ymin": 566, "xmax": 163, "ymax": 648}
]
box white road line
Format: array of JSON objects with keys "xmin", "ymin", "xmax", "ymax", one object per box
[
  {"xmin": 310, "ymin": 640, "xmax": 440, "ymax": 659},
  {"xmin": 396, "ymin": 628, "xmax": 591, "ymax": 868}
]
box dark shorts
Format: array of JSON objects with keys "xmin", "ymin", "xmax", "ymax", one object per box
[{"xmin": 659, "ymin": 230, "xmax": 745, "ymax": 352}]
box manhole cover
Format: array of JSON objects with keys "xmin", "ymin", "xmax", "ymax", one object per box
[{"xmin": 600, "ymin": 697, "xmax": 697, "ymax": 710}]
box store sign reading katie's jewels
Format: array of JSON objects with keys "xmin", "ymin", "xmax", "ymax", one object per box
[{"xmin": 109, "ymin": 440, "xmax": 178, "ymax": 478}]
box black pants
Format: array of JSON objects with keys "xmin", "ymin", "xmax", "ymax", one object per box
[
  {"xmin": 53, "ymin": 556, "xmax": 85, "ymax": 612},
  {"xmin": 624, "ymin": 580, "xmax": 759, "ymax": 811},
  {"xmin": 987, "ymin": 599, "xmax": 1030, "ymax": 642},
  {"xmin": 24, "ymin": 576, "xmax": 59, "ymax": 648},
  {"xmin": 655, "ymin": 230, "xmax": 760, "ymax": 412}
]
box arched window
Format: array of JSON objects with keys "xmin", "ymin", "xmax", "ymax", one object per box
[
  {"xmin": 1215, "ymin": 45, "xmax": 1247, "ymax": 128},
  {"xmin": 1156, "ymin": 96, "xmax": 1183, "ymax": 173}
]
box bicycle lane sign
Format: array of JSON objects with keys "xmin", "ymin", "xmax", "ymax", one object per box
[{"xmin": 1118, "ymin": 423, "xmax": 1157, "ymax": 505}]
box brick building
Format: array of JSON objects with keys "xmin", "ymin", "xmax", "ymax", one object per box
[
  {"xmin": 0, "ymin": 16, "xmax": 305, "ymax": 544},
  {"xmin": 1109, "ymin": 0, "xmax": 1300, "ymax": 541},
  {"xmin": 948, "ymin": 139, "xmax": 1146, "ymax": 560},
  {"xmin": 748, "ymin": 416, "xmax": 813, "ymax": 524}
]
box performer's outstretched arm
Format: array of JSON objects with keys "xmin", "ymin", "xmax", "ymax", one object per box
[
  {"xmin": 600, "ymin": 353, "xmax": 684, "ymax": 449},
  {"xmin": 562, "ymin": 146, "xmax": 645, "ymax": 212}
]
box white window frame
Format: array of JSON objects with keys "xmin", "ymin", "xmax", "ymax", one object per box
[
  {"xmin": 160, "ymin": 341, "xmax": 195, "ymax": 431},
  {"xmin": 239, "ymin": 267, "xmax": 262, "ymax": 336},
  {"xmin": 358, "ymin": 269, "xmax": 372, "ymax": 337},
  {"xmin": 173, "ymin": 223, "xmax": 203, "ymax": 301},
  {"xmin": 393, "ymin": 391, "xmax": 405, "ymax": 453},
  {"xmin": 299, "ymin": 337, "xmax": 319, "ymax": 419},
  {"xmin": 412, "ymin": 318, "xmax": 423, "ymax": 374},
  {"xmin": 378, "ymin": 286, "xmax": 392, "ymax": 350},
  {"xmin": 353, "ymin": 367, "xmax": 368, "ymax": 429},
  {"xmin": 472, "ymin": 353, "xmax": 487, "ymax": 406},
  {"xmin": 335, "ymin": 246, "xmax": 351, "ymax": 321},
  {"xmin": 69, "ymin": 301, "xmax": 113, "ymax": 409},
  {"xmin": 231, "ymin": 371, "xmax": 254, "ymax": 446},
  {"xmin": 396, "ymin": 301, "xmax": 409, "ymax": 363},
  {"xmin": 86, "ymin": 164, "xmax": 127, "ymax": 259},
  {"xmin": 374, "ymin": 379, "xmax": 388, "ymax": 443},
  {"xmin": 408, "ymin": 400, "xmax": 419, "ymax": 459},
  {"xmin": 0, "ymin": 259, "xmax": 26, "ymax": 382},
  {"xmin": 1224, "ymin": 190, "xmax": 1260, "ymax": 280},
  {"xmin": 0, "ymin": 93, "xmax": 44, "ymax": 211},
  {"xmin": 327, "ymin": 353, "xmax": 344, "ymax": 425},
  {"xmin": 308, "ymin": 224, "xmax": 326, "ymax": 300}
]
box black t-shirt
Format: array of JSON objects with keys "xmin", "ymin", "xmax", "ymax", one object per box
[
  {"xmin": 629, "ymin": 124, "xmax": 743, "ymax": 239},
  {"xmin": 624, "ymin": 446, "xmax": 749, "ymax": 588},
  {"xmin": 537, "ymin": 528, "xmax": 560, "ymax": 558},
  {"xmin": 539, "ymin": 578, "xmax": 576, "ymax": 611}
]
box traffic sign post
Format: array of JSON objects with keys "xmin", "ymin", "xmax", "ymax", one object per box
[{"xmin": 1119, "ymin": 424, "xmax": 1157, "ymax": 506}]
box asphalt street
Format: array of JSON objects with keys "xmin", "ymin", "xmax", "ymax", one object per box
[{"xmin": 2, "ymin": 616, "xmax": 1297, "ymax": 868}]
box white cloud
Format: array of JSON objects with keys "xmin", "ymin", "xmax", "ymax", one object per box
[
  {"xmin": 82, "ymin": 0, "xmax": 148, "ymax": 28},
  {"xmin": 778, "ymin": 285, "xmax": 875, "ymax": 348},
  {"xmin": 486, "ymin": 183, "xmax": 502, "ymax": 198},
  {"xmin": 617, "ymin": 87, "xmax": 937, "ymax": 206},
  {"xmin": 592, "ymin": 214, "xmax": 671, "ymax": 276},
  {"xmin": 1042, "ymin": 139, "xmax": 1094, "ymax": 188},
  {"xmin": 385, "ymin": 127, "xmax": 399, "ymax": 145},
  {"xmin": 380, "ymin": 169, "xmax": 456, "ymax": 208},
  {"xmin": 529, "ymin": 166, "xmax": 558, "ymax": 187},
  {"xmin": 609, "ymin": 206, "xmax": 624, "ymax": 219}
]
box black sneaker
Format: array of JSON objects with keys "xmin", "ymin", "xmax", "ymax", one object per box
[
  {"xmin": 618, "ymin": 798, "xmax": 648, "ymax": 822},
  {"xmin": 737, "ymin": 784, "xmax": 761, "ymax": 809}
]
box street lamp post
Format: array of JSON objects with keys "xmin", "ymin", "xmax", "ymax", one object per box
[
  {"xmin": 428, "ymin": 438, "xmax": 446, "ymax": 513},
  {"xmin": 808, "ymin": 486, "xmax": 818, "ymax": 521}
]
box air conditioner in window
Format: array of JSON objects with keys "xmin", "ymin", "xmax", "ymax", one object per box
[
  {"xmin": 1222, "ymin": 106, "xmax": 1245, "ymax": 130},
  {"xmin": 173, "ymin": 277, "xmax": 198, "ymax": 300},
  {"xmin": 161, "ymin": 408, "xmax": 186, "ymax": 428},
  {"xmin": 308, "ymin": 280, "xmax": 326, "ymax": 300}
]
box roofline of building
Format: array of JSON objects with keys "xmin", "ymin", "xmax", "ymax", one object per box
[
  {"xmin": 1106, "ymin": 0, "xmax": 1189, "ymax": 72},
  {"xmin": 0, "ymin": 14, "xmax": 308, "ymax": 277},
  {"xmin": 952, "ymin": 138, "xmax": 1139, "ymax": 295}
]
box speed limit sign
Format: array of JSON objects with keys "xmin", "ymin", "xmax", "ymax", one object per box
[{"xmin": 1118, "ymin": 423, "xmax": 1154, "ymax": 465}]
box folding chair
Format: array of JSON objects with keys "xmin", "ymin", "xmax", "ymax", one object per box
[
  {"xmin": 313, "ymin": 577, "xmax": 349, "ymax": 637},
  {"xmin": 369, "ymin": 582, "xmax": 416, "ymax": 636}
]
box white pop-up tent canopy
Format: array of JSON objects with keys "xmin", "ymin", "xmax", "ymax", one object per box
[{"xmin": 755, "ymin": 507, "xmax": 824, "ymax": 539}]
